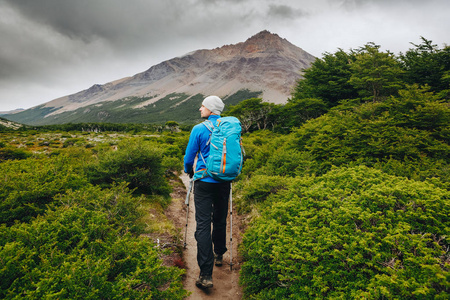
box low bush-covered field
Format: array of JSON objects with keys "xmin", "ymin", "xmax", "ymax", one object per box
[
  {"xmin": 239, "ymin": 167, "xmax": 449, "ymax": 298},
  {"xmin": 0, "ymin": 128, "xmax": 190, "ymax": 299}
]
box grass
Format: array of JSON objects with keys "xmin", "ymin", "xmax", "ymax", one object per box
[{"xmin": 139, "ymin": 196, "xmax": 178, "ymax": 236}]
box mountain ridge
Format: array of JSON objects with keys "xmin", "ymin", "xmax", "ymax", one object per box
[{"xmin": 5, "ymin": 30, "xmax": 316, "ymax": 125}]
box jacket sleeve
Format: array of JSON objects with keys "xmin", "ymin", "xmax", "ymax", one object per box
[{"xmin": 184, "ymin": 126, "xmax": 201, "ymax": 173}]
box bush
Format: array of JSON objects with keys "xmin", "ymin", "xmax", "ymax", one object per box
[
  {"xmin": 0, "ymin": 156, "xmax": 88, "ymax": 225},
  {"xmin": 373, "ymin": 156, "xmax": 450, "ymax": 190},
  {"xmin": 0, "ymin": 147, "xmax": 32, "ymax": 161},
  {"xmin": 254, "ymin": 147, "xmax": 316, "ymax": 177},
  {"xmin": 162, "ymin": 156, "xmax": 183, "ymax": 175},
  {"xmin": 239, "ymin": 131, "xmax": 285, "ymax": 177},
  {"xmin": 55, "ymin": 183, "xmax": 146, "ymax": 235},
  {"xmin": 0, "ymin": 206, "xmax": 188, "ymax": 299},
  {"xmin": 240, "ymin": 166, "xmax": 449, "ymax": 299},
  {"xmin": 236, "ymin": 175, "xmax": 291, "ymax": 213},
  {"xmin": 86, "ymin": 139, "xmax": 171, "ymax": 199},
  {"xmin": 291, "ymin": 86, "xmax": 450, "ymax": 180},
  {"xmin": 63, "ymin": 137, "xmax": 82, "ymax": 148}
]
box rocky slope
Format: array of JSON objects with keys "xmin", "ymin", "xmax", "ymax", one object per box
[
  {"xmin": 6, "ymin": 30, "xmax": 316, "ymax": 125},
  {"xmin": 0, "ymin": 117, "xmax": 23, "ymax": 130}
]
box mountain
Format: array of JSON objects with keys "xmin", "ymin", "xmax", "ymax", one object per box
[{"xmin": 5, "ymin": 30, "xmax": 316, "ymax": 125}]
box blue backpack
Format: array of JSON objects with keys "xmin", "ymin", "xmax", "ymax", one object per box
[{"xmin": 198, "ymin": 116, "xmax": 243, "ymax": 182}]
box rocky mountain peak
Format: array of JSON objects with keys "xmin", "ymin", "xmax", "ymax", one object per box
[
  {"xmin": 242, "ymin": 30, "xmax": 283, "ymax": 53},
  {"xmin": 209, "ymin": 30, "xmax": 307, "ymax": 62},
  {"xmin": 244, "ymin": 30, "xmax": 282, "ymax": 47}
]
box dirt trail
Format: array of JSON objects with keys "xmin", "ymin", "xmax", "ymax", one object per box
[{"xmin": 178, "ymin": 174, "xmax": 244, "ymax": 299}]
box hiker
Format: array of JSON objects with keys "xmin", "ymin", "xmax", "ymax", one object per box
[{"xmin": 184, "ymin": 95, "xmax": 231, "ymax": 289}]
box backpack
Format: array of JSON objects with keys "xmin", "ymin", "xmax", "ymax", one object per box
[{"xmin": 197, "ymin": 116, "xmax": 243, "ymax": 182}]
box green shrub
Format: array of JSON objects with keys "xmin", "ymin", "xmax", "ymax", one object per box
[
  {"xmin": 373, "ymin": 156, "xmax": 450, "ymax": 190},
  {"xmin": 254, "ymin": 147, "xmax": 316, "ymax": 178},
  {"xmin": 163, "ymin": 144, "xmax": 182, "ymax": 157},
  {"xmin": 291, "ymin": 86, "xmax": 450, "ymax": 180},
  {"xmin": 0, "ymin": 206, "xmax": 188, "ymax": 299},
  {"xmin": 0, "ymin": 156, "xmax": 88, "ymax": 225},
  {"xmin": 162, "ymin": 156, "xmax": 183, "ymax": 175},
  {"xmin": 63, "ymin": 137, "xmax": 81, "ymax": 148},
  {"xmin": 86, "ymin": 139, "xmax": 171, "ymax": 199},
  {"xmin": 55, "ymin": 183, "xmax": 146, "ymax": 235},
  {"xmin": 236, "ymin": 175, "xmax": 291, "ymax": 213},
  {"xmin": 159, "ymin": 140, "xmax": 184, "ymax": 176},
  {"xmin": 239, "ymin": 131, "xmax": 286, "ymax": 177},
  {"xmin": 0, "ymin": 147, "xmax": 31, "ymax": 161},
  {"xmin": 240, "ymin": 166, "xmax": 449, "ymax": 299}
]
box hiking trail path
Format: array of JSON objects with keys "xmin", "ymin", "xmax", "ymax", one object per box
[{"xmin": 170, "ymin": 174, "xmax": 244, "ymax": 299}]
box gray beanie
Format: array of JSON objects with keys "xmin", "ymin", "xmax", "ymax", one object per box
[{"xmin": 202, "ymin": 95, "xmax": 224, "ymax": 115}]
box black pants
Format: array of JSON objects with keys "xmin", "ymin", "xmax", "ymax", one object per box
[{"xmin": 194, "ymin": 180, "xmax": 230, "ymax": 276}]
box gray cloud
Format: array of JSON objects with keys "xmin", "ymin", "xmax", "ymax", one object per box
[
  {"xmin": 4, "ymin": 0, "xmax": 183, "ymax": 48},
  {"xmin": 267, "ymin": 4, "xmax": 307, "ymax": 19},
  {"xmin": 196, "ymin": 0, "xmax": 247, "ymax": 4},
  {"xmin": 336, "ymin": 0, "xmax": 424, "ymax": 6},
  {"xmin": 0, "ymin": 1, "xmax": 113, "ymax": 86}
]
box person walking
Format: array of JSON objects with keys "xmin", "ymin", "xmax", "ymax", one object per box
[{"xmin": 184, "ymin": 95, "xmax": 230, "ymax": 289}]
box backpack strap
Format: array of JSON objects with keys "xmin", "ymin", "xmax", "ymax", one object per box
[
  {"xmin": 194, "ymin": 120, "xmax": 216, "ymax": 181},
  {"xmin": 200, "ymin": 120, "xmax": 214, "ymax": 145},
  {"xmin": 202, "ymin": 120, "xmax": 215, "ymax": 134}
]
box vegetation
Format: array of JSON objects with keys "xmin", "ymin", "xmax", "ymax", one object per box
[
  {"xmin": 232, "ymin": 38, "xmax": 450, "ymax": 299},
  {"xmin": 0, "ymin": 204, "xmax": 187, "ymax": 299},
  {"xmin": 1, "ymin": 37, "xmax": 449, "ymax": 299},
  {"xmin": 0, "ymin": 128, "xmax": 189, "ymax": 299},
  {"xmin": 86, "ymin": 138, "xmax": 172, "ymax": 199},
  {"xmin": 240, "ymin": 166, "xmax": 449, "ymax": 299}
]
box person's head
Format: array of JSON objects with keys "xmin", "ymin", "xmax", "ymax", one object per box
[{"xmin": 200, "ymin": 95, "xmax": 224, "ymax": 118}]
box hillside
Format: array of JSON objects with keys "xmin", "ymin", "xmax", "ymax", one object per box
[
  {"xmin": 5, "ymin": 31, "xmax": 315, "ymax": 125},
  {"xmin": 0, "ymin": 117, "xmax": 23, "ymax": 130},
  {"xmin": 0, "ymin": 109, "xmax": 25, "ymax": 116}
]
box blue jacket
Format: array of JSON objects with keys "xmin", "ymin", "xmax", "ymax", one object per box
[{"xmin": 184, "ymin": 115, "xmax": 220, "ymax": 183}]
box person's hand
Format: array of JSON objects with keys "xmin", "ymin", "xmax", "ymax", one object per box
[{"xmin": 188, "ymin": 170, "xmax": 194, "ymax": 178}]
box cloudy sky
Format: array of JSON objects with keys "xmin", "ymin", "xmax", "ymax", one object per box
[{"xmin": 1, "ymin": 0, "xmax": 449, "ymax": 112}]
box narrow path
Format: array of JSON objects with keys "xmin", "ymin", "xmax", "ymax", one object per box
[{"xmin": 179, "ymin": 174, "xmax": 243, "ymax": 299}]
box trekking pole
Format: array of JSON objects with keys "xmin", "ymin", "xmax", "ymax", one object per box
[
  {"xmin": 184, "ymin": 179, "xmax": 193, "ymax": 249},
  {"xmin": 229, "ymin": 183, "xmax": 233, "ymax": 271}
]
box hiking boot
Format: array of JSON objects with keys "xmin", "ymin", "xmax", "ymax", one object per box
[
  {"xmin": 196, "ymin": 275, "xmax": 213, "ymax": 289},
  {"xmin": 214, "ymin": 254, "xmax": 223, "ymax": 266}
]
